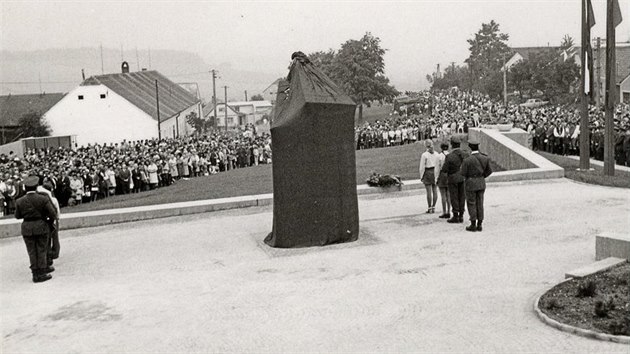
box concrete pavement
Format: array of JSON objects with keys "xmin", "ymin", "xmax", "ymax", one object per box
[{"xmin": 1, "ymin": 178, "xmax": 629, "ymax": 353}]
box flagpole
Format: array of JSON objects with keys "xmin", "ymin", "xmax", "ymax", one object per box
[
  {"xmin": 603, "ymin": 0, "xmax": 617, "ymax": 176},
  {"xmin": 579, "ymin": 0, "xmax": 590, "ymax": 170}
]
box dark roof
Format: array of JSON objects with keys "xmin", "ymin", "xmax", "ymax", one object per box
[
  {"xmin": 0, "ymin": 93, "xmax": 65, "ymax": 127},
  {"xmin": 82, "ymin": 70, "xmax": 199, "ymax": 122},
  {"xmin": 512, "ymin": 46, "xmax": 560, "ymax": 60}
]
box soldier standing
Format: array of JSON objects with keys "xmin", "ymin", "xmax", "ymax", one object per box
[
  {"xmin": 442, "ymin": 135, "xmax": 469, "ymax": 223},
  {"xmin": 460, "ymin": 139, "xmax": 493, "ymax": 232},
  {"xmin": 14, "ymin": 176, "xmax": 58, "ymax": 283}
]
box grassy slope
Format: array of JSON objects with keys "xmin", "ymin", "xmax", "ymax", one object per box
[
  {"xmin": 69, "ymin": 143, "xmax": 427, "ymax": 213},
  {"xmin": 537, "ymin": 152, "xmax": 630, "ymax": 189}
]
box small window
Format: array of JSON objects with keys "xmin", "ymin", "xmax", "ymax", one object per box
[
  {"xmin": 78, "ymin": 95, "xmax": 84, "ymax": 100},
  {"xmin": 100, "ymin": 94, "xmax": 106, "ymax": 99}
]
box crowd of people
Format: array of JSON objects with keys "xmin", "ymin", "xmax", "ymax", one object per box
[
  {"xmin": 1, "ymin": 130, "xmax": 272, "ymax": 216},
  {"xmin": 355, "ymin": 88, "xmax": 630, "ymax": 166}
]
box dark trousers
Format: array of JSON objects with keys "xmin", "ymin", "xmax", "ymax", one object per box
[
  {"xmin": 448, "ymin": 182, "xmax": 465, "ymax": 215},
  {"xmin": 466, "ymin": 189, "xmax": 485, "ymax": 221},
  {"xmin": 47, "ymin": 221, "xmax": 60, "ymax": 263},
  {"xmin": 23, "ymin": 234, "xmax": 48, "ymax": 273}
]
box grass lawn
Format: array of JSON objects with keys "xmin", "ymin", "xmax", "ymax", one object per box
[
  {"xmin": 355, "ymin": 104, "xmax": 393, "ymax": 125},
  {"xmin": 537, "ymin": 152, "xmax": 630, "ymax": 189},
  {"xmin": 67, "ymin": 143, "xmax": 429, "ymax": 213}
]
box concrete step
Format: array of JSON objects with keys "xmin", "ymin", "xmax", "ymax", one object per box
[
  {"xmin": 596, "ymin": 233, "xmax": 630, "ymax": 261},
  {"xmin": 565, "ymin": 257, "xmax": 627, "ymax": 279}
]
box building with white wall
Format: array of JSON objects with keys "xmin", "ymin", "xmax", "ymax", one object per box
[
  {"xmin": 204, "ymin": 103, "xmax": 243, "ymax": 130},
  {"xmin": 44, "ymin": 64, "xmax": 201, "ymax": 146},
  {"xmin": 228, "ymin": 100, "xmax": 273, "ymax": 126}
]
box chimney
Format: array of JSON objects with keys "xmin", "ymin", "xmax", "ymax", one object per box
[
  {"xmin": 141, "ymin": 68, "xmax": 147, "ymax": 71},
  {"xmin": 122, "ymin": 61, "xmax": 130, "ymax": 74},
  {"xmin": 81, "ymin": 69, "xmax": 85, "ymax": 80}
]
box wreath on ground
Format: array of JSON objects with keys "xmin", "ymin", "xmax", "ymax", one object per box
[{"xmin": 366, "ymin": 173, "xmax": 403, "ymax": 187}]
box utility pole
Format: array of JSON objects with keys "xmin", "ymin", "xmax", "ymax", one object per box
[
  {"xmin": 148, "ymin": 47, "xmax": 152, "ymax": 69},
  {"xmin": 211, "ymin": 69, "xmax": 218, "ymax": 129},
  {"xmin": 100, "ymin": 44, "xmax": 104, "ymax": 74},
  {"xmin": 38, "ymin": 72, "xmax": 42, "ymax": 94},
  {"xmin": 155, "ymin": 80, "xmax": 161, "ymax": 140},
  {"xmin": 450, "ymin": 61, "xmax": 455, "ymax": 75},
  {"xmin": 135, "ymin": 47, "xmax": 140, "ymax": 71},
  {"xmin": 595, "ymin": 37, "xmax": 602, "ymax": 108},
  {"xmin": 502, "ymin": 54, "xmax": 507, "ymax": 107},
  {"xmin": 224, "ymin": 86, "xmax": 229, "ymax": 132},
  {"xmin": 244, "ymin": 90, "xmax": 248, "ymax": 101}
]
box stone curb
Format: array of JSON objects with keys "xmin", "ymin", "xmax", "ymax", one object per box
[{"xmin": 533, "ymin": 280, "xmax": 630, "ymax": 344}]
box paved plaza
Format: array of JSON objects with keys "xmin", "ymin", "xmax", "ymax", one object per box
[{"xmin": 1, "ymin": 178, "xmax": 629, "ymax": 353}]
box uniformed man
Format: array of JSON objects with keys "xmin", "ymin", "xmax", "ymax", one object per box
[
  {"xmin": 14, "ymin": 176, "xmax": 58, "ymax": 283},
  {"xmin": 460, "ymin": 139, "xmax": 493, "ymax": 232},
  {"xmin": 442, "ymin": 135, "xmax": 469, "ymax": 223}
]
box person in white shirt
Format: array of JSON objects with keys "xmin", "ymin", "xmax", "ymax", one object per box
[{"xmin": 419, "ymin": 140, "xmax": 440, "ymax": 213}]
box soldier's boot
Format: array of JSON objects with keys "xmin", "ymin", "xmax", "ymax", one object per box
[
  {"xmin": 43, "ymin": 266, "xmax": 55, "ymax": 273},
  {"xmin": 466, "ymin": 220, "xmax": 477, "ymax": 232},
  {"xmin": 458, "ymin": 212, "xmax": 465, "ymax": 223},
  {"xmin": 32, "ymin": 270, "xmax": 52, "ymax": 283},
  {"xmin": 477, "ymin": 220, "xmax": 483, "ymax": 232},
  {"xmin": 447, "ymin": 212, "xmax": 459, "ymax": 223}
]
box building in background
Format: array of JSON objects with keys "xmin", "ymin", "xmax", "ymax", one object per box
[
  {"xmin": 44, "ymin": 62, "xmax": 202, "ymax": 145},
  {"xmin": 228, "ymin": 100, "xmax": 273, "ymax": 126},
  {"xmin": 204, "ymin": 103, "xmax": 243, "ymax": 130},
  {"xmin": 0, "ymin": 93, "xmax": 65, "ymax": 145}
]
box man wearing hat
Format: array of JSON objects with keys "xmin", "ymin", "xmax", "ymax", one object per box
[
  {"xmin": 460, "ymin": 138, "xmax": 493, "ymax": 232},
  {"xmin": 14, "ymin": 176, "xmax": 58, "ymax": 283},
  {"xmin": 442, "ymin": 135, "xmax": 469, "ymax": 223}
]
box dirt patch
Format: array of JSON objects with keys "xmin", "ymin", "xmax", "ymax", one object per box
[
  {"xmin": 44, "ymin": 301, "xmax": 122, "ymax": 322},
  {"xmin": 539, "ymin": 263, "xmax": 629, "ymax": 336}
]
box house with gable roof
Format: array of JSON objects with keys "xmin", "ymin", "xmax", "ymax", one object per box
[
  {"xmin": 0, "ymin": 92, "xmax": 65, "ymax": 144},
  {"xmin": 44, "ymin": 62, "xmax": 202, "ymax": 145}
]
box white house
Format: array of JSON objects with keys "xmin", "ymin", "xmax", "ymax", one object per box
[
  {"xmin": 228, "ymin": 100, "xmax": 273, "ymax": 126},
  {"xmin": 44, "ymin": 64, "xmax": 202, "ymax": 145},
  {"xmin": 204, "ymin": 103, "xmax": 244, "ymax": 129},
  {"xmin": 262, "ymin": 78, "xmax": 282, "ymax": 104}
]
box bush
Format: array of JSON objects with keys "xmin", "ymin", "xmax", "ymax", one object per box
[
  {"xmin": 544, "ymin": 298, "xmax": 563, "ymax": 310},
  {"xmin": 594, "ymin": 297, "xmax": 615, "ymax": 318},
  {"xmin": 608, "ymin": 317, "xmax": 630, "ymax": 336},
  {"xmin": 576, "ymin": 280, "xmax": 597, "ymax": 298}
]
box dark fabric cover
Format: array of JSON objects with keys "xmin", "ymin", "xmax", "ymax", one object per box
[{"xmin": 265, "ymin": 53, "xmax": 359, "ymax": 248}]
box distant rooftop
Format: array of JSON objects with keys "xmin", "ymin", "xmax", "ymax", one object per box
[
  {"xmin": 82, "ymin": 70, "xmax": 199, "ymax": 122},
  {"xmin": 0, "ymin": 93, "xmax": 66, "ymax": 126}
]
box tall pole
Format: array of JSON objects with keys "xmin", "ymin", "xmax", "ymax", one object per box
[
  {"xmin": 224, "ymin": 86, "xmax": 229, "ymax": 132},
  {"xmin": 100, "ymin": 44, "xmax": 104, "ymax": 74},
  {"xmin": 135, "ymin": 47, "xmax": 140, "ymax": 71},
  {"xmin": 211, "ymin": 69, "xmax": 218, "ymax": 129},
  {"xmin": 155, "ymin": 80, "xmax": 161, "ymax": 140},
  {"xmin": 603, "ymin": 0, "xmax": 617, "ymax": 176},
  {"xmin": 502, "ymin": 55, "xmax": 507, "ymax": 107},
  {"xmin": 595, "ymin": 37, "xmax": 602, "ymax": 108},
  {"xmin": 244, "ymin": 90, "xmax": 248, "ymax": 101},
  {"xmin": 579, "ymin": 0, "xmax": 591, "ymax": 170}
]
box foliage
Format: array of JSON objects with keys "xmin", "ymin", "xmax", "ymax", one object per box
[
  {"xmin": 576, "ymin": 280, "xmax": 597, "ymax": 298},
  {"xmin": 560, "ymin": 34, "xmax": 575, "ymax": 51},
  {"xmin": 18, "ymin": 111, "xmax": 51, "ymax": 138},
  {"xmin": 308, "ymin": 32, "xmax": 399, "ymax": 104},
  {"xmin": 594, "ymin": 297, "xmax": 615, "ymax": 318},
  {"xmin": 250, "ymin": 94, "xmax": 264, "ymax": 101},
  {"xmin": 185, "ymin": 111, "xmax": 206, "ymax": 133},
  {"xmin": 509, "ymin": 48, "xmax": 580, "ymax": 104},
  {"xmin": 544, "ymin": 298, "xmax": 563, "ymax": 310},
  {"xmin": 465, "ymin": 20, "xmax": 512, "ymax": 98},
  {"xmin": 430, "ymin": 64, "xmax": 474, "ymax": 91}
]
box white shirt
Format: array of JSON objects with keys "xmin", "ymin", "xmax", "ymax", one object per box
[{"xmin": 419, "ymin": 150, "xmax": 440, "ymax": 182}]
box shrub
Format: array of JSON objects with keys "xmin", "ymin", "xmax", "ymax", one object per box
[
  {"xmin": 608, "ymin": 317, "xmax": 630, "ymax": 336},
  {"xmin": 544, "ymin": 298, "xmax": 562, "ymax": 310},
  {"xmin": 576, "ymin": 280, "xmax": 597, "ymax": 298},
  {"xmin": 594, "ymin": 297, "xmax": 615, "ymax": 318}
]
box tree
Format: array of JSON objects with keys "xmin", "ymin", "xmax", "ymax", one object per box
[
  {"xmin": 308, "ymin": 32, "xmax": 399, "ymax": 119},
  {"xmin": 18, "ymin": 111, "xmax": 50, "ymax": 138},
  {"xmin": 250, "ymin": 94, "xmax": 264, "ymax": 101},
  {"xmin": 465, "ymin": 20, "xmax": 512, "ymax": 98},
  {"xmin": 185, "ymin": 111, "xmax": 206, "ymax": 133},
  {"xmin": 560, "ymin": 34, "xmax": 575, "ymax": 51}
]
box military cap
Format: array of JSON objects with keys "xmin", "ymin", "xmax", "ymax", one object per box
[
  {"xmin": 24, "ymin": 175, "xmax": 39, "ymax": 188},
  {"xmin": 468, "ymin": 138, "xmax": 480, "ymax": 147},
  {"xmin": 450, "ymin": 135, "xmax": 461, "ymax": 144}
]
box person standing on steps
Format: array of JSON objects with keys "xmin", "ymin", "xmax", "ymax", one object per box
[
  {"xmin": 442, "ymin": 135, "xmax": 468, "ymax": 224},
  {"xmin": 460, "ymin": 138, "xmax": 493, "ymax": 232}
]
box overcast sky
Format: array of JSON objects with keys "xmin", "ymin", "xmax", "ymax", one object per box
[{"xmin": 2, "ymin": 0, "xmax": 629, "ymax": 90}]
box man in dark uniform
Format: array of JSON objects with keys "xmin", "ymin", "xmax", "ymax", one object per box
[
  {"xmin": 14, "ymin": 176, "xmax": 58, "ymax": 283},
  {"xmin": 442, "ymin": 135, "xmax": 469, "ymax": 223},
  {"xmin": 461, "ymin": 139, "xmax": 493, "ymax": 232}
]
